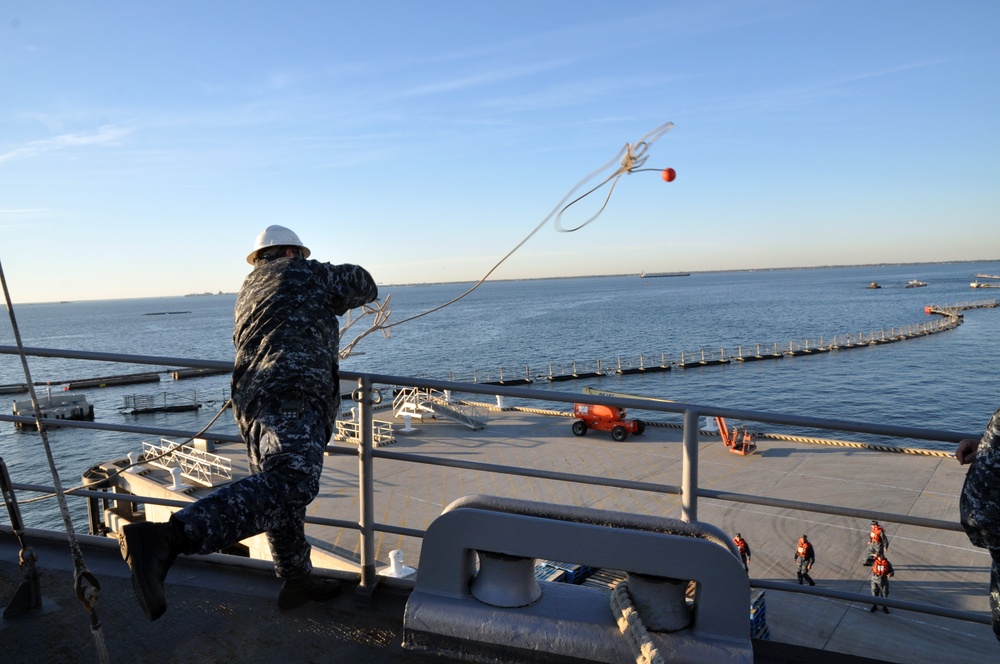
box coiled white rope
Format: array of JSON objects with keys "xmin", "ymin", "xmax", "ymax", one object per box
[{"xmin": 610, "ymin": 580, "xmax": 665, "ymax": 664}]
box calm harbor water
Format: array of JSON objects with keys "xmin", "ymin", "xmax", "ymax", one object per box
[{"xmin": 2, "ymin": 260, "xmax": 999, "ymax": 530}]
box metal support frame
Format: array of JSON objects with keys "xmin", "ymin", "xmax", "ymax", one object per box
[
  {"xmin": 1, "ymin": 457, "xmax": 42, "ymax": 617},
  {"xmin": 357, "ymin": 375, "xmax": 378, "ymax": 598},
  {"xmin": 682, "ymin": 409, "xmax": 700, "ymax": 523}
]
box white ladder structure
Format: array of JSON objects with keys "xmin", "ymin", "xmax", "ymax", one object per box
[{"xmin": 393, "ymin": 387, "xmax": 488, "ymax": 430}]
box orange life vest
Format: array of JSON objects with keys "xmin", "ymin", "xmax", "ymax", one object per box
[
  {"xmin": 873, "ymin": 558, "xmax": 890, "ymax": 577},
  {"xmin": 870, "ymin": 525, "xmax": 885, "ymax": 543},
  {"xmin": 734, "ymin": 537, "xmax": 748, "ymax": 555},
  {"xmin": 797, "ymin": 542, "xmax": 810, "ymax": 558}
]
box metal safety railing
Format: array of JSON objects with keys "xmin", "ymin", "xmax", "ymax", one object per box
[
  {"xmin": 0, "ymin": 344, "xmax": 989, "ymax": 628},
  {"xmin": 334, "ymin": 415, "xmax": 397, "ymax": 447}
]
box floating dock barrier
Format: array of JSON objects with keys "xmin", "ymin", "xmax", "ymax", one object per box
[
  {"xmin": 458, "ymin": 300, "xmax": 993, "ymax": 386},
  {"xmin": 678, "ymin": 349, "xmax": 730, "ymax": 369},
  {"xmin": 734, "ymin": 344, "xmax": 784, "ymax": 362},
  {"xmin": 62, "ymin": 371, "xmax": 161, "ymax": 390},
  {"xmin": 170, "ymin": 367, "xmax": 230, "ymax": 380},
  {"xmin": 614, "ymin": 355, "xmax": 671, "ymax": 375}
]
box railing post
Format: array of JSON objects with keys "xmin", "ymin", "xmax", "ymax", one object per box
[
  {"xmin": 682, "ymin": 409, "xmax": 699, "ymax": 523},
  {"xmin": 357, "ymin": 375, "xmax": 377, "ymax": 593}
]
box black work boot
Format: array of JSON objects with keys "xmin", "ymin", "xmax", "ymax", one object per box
[
  {"xmin": 278, "ymin": 575, "xmax": 342, "ymax": 610},
  {"xmin": 882, "ymin": 606, "xmax": 889, "ymax": 614},
  {"xmin": 870, "ymin": 605, "xmax": 877, "ymax": 612},
  {"xmin": 118, "ymin": 518, "xmax": 186, "ymax": 621}
]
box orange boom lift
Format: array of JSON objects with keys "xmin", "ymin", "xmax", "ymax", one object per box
[{"xmin": 716, "ymin": 417, "xmax": 757, "ymax": 456}]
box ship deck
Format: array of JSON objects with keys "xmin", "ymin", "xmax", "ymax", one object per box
[{"xmin": 3, "ymin": 406, "xmax": 997, "ymax": 663}]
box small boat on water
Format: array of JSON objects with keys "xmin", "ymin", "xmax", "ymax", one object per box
[
  {"xmin": 905, "ymin": 279, "xmax": 927, "ymax": 288},
  {"xmin": 971, "ymin": 273, "xmax": 1000, "ymax": 288},
  {"xmin": 639, "ymin": 271, "xmax": 690, "ymax": 278},
  {"xmin": 866, "ymin": 282, "xmax": 881, "ymax": 289}
]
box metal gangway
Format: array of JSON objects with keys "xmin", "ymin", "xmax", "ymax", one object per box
[
  {"xmin": 393, "ymin": 386, "xmax": 488, "ymax": 430},
  {"xmin": 141, "ymin": 438, "xmax": 232, "ymax": 487}
]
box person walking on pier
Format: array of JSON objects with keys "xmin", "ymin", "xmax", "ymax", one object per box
[
  {"xmin": 861, "ymin": 520, "xmax": 889, "ymax": 565},
  {"xmin": 119, "ymin": 225, "xmax": 379, "ymax": 621},
  {"xmin": 733, "ymin": 533, "xmax": 751, "ymax": 573},
  {"xmin": 794, "ymin": 534, "xmax": 816, "ymax": 586},
  {"xmin": 869, "ymin": 552, "xmax": 894, "ymax": 614},
  {"xmin": 957, "ymin": 405, "xmax": 1000, "ymax": 641}
]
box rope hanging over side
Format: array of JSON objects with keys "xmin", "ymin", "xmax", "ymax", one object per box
[
  {"xmin": 0, "ymin": 257, "xmax": 111, "ymax": 664},
  {"xmin": 610, "ymin": 581, "xmax": 665, "ymax": 664}
]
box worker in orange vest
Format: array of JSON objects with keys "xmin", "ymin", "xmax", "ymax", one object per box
[
  {"xmin": 733, "ymin": 533, "xmax": 751, "ymax": 573},
  {"xmin": 861, "ymin": 520, "xmax": 890, "ymax": 565},
  {"xmin": 870, "ymin": 552, "xmax": 895, "ymax": 614},
  {"xmin": 794, "ymin": 535, "xmax": 815, "ymax": 586}
]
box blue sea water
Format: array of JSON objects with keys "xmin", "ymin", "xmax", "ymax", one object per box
[{"xmin": 2, "ymin": 260, "xmax": 999, "ymax": 530}]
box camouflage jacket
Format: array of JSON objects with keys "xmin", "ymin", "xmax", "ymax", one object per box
[
  {"xmin": 961, "ymin": 406, "xmax": 1000, "ymax": 550},
  {"xmin": 231, "ymin": 257, "xmax": 378, "ymax": 436}
]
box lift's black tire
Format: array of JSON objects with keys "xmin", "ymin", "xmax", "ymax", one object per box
[
  {"xmin": 572, "ymin": 420, "xmax": 588, "ymax": 436},
  {"xmin": 612, "ymin": 425, "xmax": 628, "ymax": 442},
  {"xmin": 635, "ymin": 420, "xmax": 646, "ymax": 436}
]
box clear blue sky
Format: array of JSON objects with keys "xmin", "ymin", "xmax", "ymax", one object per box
[{"xmin": 2, "ymin": 1, "xmax": 998, "ymax": 304}]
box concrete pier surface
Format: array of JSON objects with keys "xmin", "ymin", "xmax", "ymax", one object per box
[
  {"xmin": 313, "ymin": 407, "xmax": 996, "ymax": 663},
  {"xmin": 45, "ymin": 406, "xmax": 999, "ymax": 663}
]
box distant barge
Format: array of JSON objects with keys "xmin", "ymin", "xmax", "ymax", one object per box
[
  {"xmin": 11, "ymin": 393, "xmax": 94, "ymax": 431},
  {"xmin": 639, "ymin": 271, "xmax": 690, "ymax": 278}
]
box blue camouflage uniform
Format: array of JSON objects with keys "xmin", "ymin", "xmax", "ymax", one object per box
[
  {"xmin": 960, "ymin": 406, "xmax": 1000, "ymax": 640},
  {"xmin": 173, "ymin": 256, "xmax": 378, "ymax": 580},
  {"xmin": 870, "ymin": 556, "xmax": 893, "ymax": 609},
  {"xmin": 794, "ymin": 538, "xmax": 815, "ymax": 586}
]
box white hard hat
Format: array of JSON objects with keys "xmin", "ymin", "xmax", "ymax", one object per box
[{"xmin": 247, "ymin": 225, "xmax": 311, "ymax": 264}]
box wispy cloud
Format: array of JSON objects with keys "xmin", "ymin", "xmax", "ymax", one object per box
[
  {"xmin": 392, "ymin": 58, "xmax": 578, "ymax": 101},
  {"xmin": 0, "ymin": 125, "xmax": 133, "ymax": 164},
  {"xmin": 0, "ymin": 209, "xmax": 45, "ymax": 216}
]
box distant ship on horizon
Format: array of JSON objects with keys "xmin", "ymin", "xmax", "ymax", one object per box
[{"xmin": 640, "ymin": 270, "xmax": 690, "ymax": 278}]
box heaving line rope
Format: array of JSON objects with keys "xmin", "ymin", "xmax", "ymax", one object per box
[
  {"xmin": 0, "ymin": 257, "xmax": 111, "ymax": 663},
  {"xmin": 345, "ymin": 121, "xmax": 675, "ymax": 345}
]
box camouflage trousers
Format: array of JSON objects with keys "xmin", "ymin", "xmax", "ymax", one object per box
[
  {"xmin": 795, "ymin": 559, "xmax": 814, "ymax": 585},
  {"xmin": 173, "ymin": 401, "xmax": 327, "ymax": 580},
  {"xmin": 870, "ymin": 576, "xmax": 889, "ymax": 600},
  {"xmin": 860, "ymin": 540, "xmax": 886, "ymax": 566}
]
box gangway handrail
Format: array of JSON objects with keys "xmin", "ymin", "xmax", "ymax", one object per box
[
  {"xmin": 335, "ymin": 417, "xmax": 397, "ymax": 446},
  {"xmin": 141, "ymin": 438, "xmax": 232, "ymax": 487}
]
